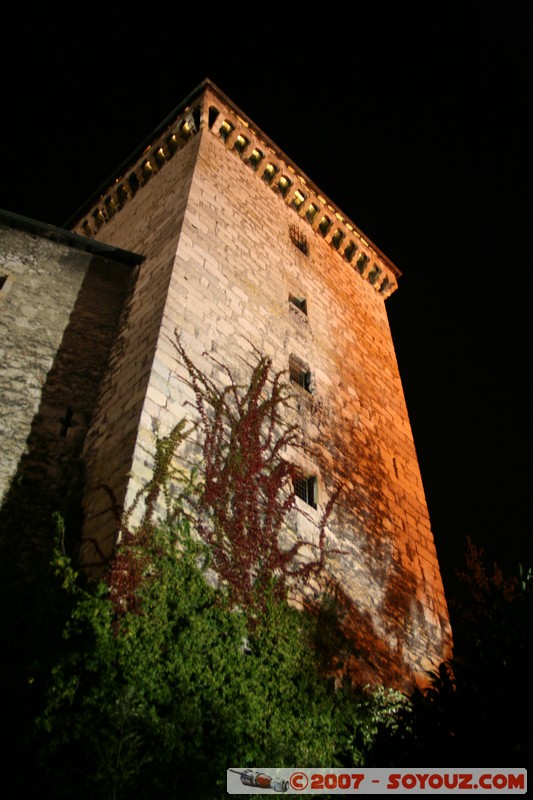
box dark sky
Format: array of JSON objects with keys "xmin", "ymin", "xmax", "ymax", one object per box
[{"xmin": 1, "ymin": 2, "xmax": 531, "ymax": 587}]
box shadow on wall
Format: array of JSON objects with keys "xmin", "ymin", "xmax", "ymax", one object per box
[
  {"xmin": 0, "ymin": 255, "xmax": 134, "ymax": 562},
  {"xmin": 312, "ymin": 398, "xmax": 426, "ymax": 692},
  {"xmin": 0, "ymin": 256, "xmax": 133, "ymax": 773}
]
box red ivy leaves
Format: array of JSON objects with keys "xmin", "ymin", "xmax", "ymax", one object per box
[
  {"xmin": 175, "ymin": 334, "xmax": 336, "ymax": 611},
  {"xmin": 103, "ymin": 336, "xmax": 338, "ymax": 618}
]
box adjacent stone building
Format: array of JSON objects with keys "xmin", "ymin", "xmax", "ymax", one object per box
[
  {"xmin": 1, "ymin": 80, "xmax": 451, "ymax": 689},
  {"xmin": 0, "ymin": 211, "xmax": 140, "ymax": 507}
]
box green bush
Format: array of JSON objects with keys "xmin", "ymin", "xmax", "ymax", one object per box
[{"xmin": 36, "ymin": 520, "xmax": 408, "ymax": 799}]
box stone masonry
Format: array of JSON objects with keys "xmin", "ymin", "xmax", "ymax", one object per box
[
  {"xmin": 65, "ymin": 80, "xmax": 452, "ymax": 690},
  {"xmin": 0, "ymin": 213, "xmax": 139, "ymax": 508}
]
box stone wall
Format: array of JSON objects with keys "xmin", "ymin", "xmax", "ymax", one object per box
[
  {"xmin": 163, "ymin": 125, "xmax": 450, "ymax": 688},
  {"xmin": 71, "ymin": 83, "xmax": 451, "ymax": 689},
  {"xmin": 0, "ymin": 222, "xmax": 134, "ymax": 515},
  {"xmin": 79, "ymin": 135, "xmax": 200, "ymax": 563}
]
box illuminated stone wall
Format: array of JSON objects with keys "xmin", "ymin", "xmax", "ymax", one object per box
[
  {"xmin": 73, "ymin": 81, "xmax": 451, "ymax": 689},
  {"xmin": 78, "ymin": 134, "xmax": 202, "ymax": 561}
]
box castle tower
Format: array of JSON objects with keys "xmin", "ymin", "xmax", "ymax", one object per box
[{"xmin": 69, "ymin": 80, "xmax": 451, "ymax": 689}]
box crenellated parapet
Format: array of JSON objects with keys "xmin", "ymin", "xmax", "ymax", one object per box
[
  {"xmin": 70, "ymin": 103, "xmax": 202, "ymax": 239},
  {"xmin": 71, "ymin": 80, "xmax": 400, "ymax": 299}
]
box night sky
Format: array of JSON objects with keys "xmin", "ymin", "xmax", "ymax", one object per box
[{"xmin": 1, "ymin": 2, "xmax": 530, "ymax": 589}]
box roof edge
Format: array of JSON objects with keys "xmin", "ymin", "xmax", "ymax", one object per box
[
  {"xmin": 0, "ymin": 208, "xmax": 143, "ymax": 266},
  {"xmin": 62, "ymin": 79, "xmax": 212, "ymax": 229},
  {"xmin": 64, "ymin": 78, "xmax": 401, "ymax": 283}
]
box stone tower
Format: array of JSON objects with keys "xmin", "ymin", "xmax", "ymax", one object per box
[{"xmin": 65, "ymin": 79, "xmax": 451, "ymax": 689}]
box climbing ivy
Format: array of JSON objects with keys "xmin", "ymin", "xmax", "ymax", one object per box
[{"xmin": 6, "ymin": 340, "xmax": 411, "ymax": 797}]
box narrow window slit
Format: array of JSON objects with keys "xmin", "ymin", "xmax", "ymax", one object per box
[{"xmin": 58, "ymin": 406, "xmax": 75, "ymax": 437}]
